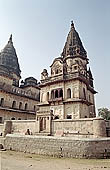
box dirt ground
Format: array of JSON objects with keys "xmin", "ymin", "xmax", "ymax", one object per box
[{"xmin": 0, "ymin": 150, "xmax": 110, "ymax": 170}]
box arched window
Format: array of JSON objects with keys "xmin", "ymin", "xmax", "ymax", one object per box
[
  {"xmin": 67, "ymin": 88, "xmax": 71, "ymax": 98},
  {"xmin": 55, "ymin": 69, "xmax": 58, "ymax": 74},
  {"xmin": 19, "ymin": 102, "xmax": 22, "ymax": 110},
  {"xmin": 83, "ymin": 88, "xmax": 86, "ymax": 100},
  {"xmin": 67, "ymin": 115, "xmax": 72, "ymax": 119},
  {"xmin": 54, "ymin": 115, "xmax": 59, "ymax": 119},
  {"xmin": 34, "ymin": 105, "xmax": 36, "ymax": 111},
  {"xmin": 11, "ymin": 117, "xmax": 15, "ymax": 120},
  {"xmin": 12, "ymin": 101, "xmax": 16, "ymax": 109},
  {"xmin": 51, "ymin": 90, "xmax": 54, "ymax": 99},
  {"xmin": 25, "ymin": 103, "xmax": 28, "ymax": 110},
  {"xmin": 59, "ymin": 89, "xmax": 63, "ymax": 98},
  {"xmin": 55, "ymin": 90, "xmax": 58, "ymax": 98},
  {"xmin": 0, "ymin": 98, "xmax": 4, "ymax": 107},
  {"xmin": 47, "ymin": 92, "xmax": 49, "ymax": 101},
  {"xmin": 0, "ymin": 117, "xmax": 2, "ymax": 123},
  {"xmin": 89, "ymin": 95, "xmax": 91, "ymax": 102}
]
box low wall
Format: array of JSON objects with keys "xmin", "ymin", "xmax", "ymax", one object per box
[
  {"xmin": 4, "ymin": 120, "xmax": 36, "ymax": 136},
  {"xmin": 106, "ymin": 120, "xmax": 110, "ymax": 137},
  {"xmin": 4, "ymin": 134, "xmax": 110, "ymax": 158},
  {"xmin": 3, "ymin": 117, "xmax": 107, "ymax": 138},
  {"xmin": 11, "ymin": 120, "xmax": 36, "ymax": 134},
  {"xmin": 52, "ymin": 117, "xmax": 107, "ymax": 138},
  {"xmin": 52, "ymin": 118, "xmax": 94, "ymax": 138}
]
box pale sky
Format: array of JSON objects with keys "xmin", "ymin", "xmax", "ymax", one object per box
[{"xmin": 0, "ymin": 0, "xmax": 110, "ymax": 110}]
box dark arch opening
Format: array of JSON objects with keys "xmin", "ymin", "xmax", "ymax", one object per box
[
  {"xmin": 11, "ymin": 117, "xmax": 15, "ymax": 120},
  {"xmin": 12, "ymin": 101, "xmax": 16, "ymax": 109},
  {"xmin": 67, "ymin": 115, "xmax": 72, "ymax": 119},
  {"xmin": 67, "ymin": 88, "xmax": 71, "ymax": 98},
  {"xmin": 59, "ymin": 89, "xmax": 63, "ymax": 98},
  {"xmin": 0, "ymin": 98, "xmax": 4, "ymax": 107},
  {"xmin": 34, "ymin": 105, "xmax": 36, "ymax": 111},
  {"xmin": 25, "ymin": 103, "xmax": 28, "ymax": 110},
  {"xmin": 55, "ymin": 90, "xmax": 58, "ymax": 98},
  {"xmin": 47, "ymin": 92, "xmax": 49, "ymax": 101},
  {"xmin": 19, "ymin": 102, "xmax": 22, "ymax": 110},
  {"xmin": 83, "ymin": 88, "xmax": 86, "ymax": 100},
  {"xmin": 55, "ymin": 69, "xmax": 58, "ymax": 74},
  {"xmin": 54, "ymin": 115, "xmax": 59, "ymax": 120}
]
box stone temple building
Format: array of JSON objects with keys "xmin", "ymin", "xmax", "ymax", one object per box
[
  {"xmin": 0, "ymin": 35, "xmax": 40, "ymax": 123},
  {"xmin": 37, "ymin": 21, "xmax": 97, "ymax": 132},
  {"xmin": 2, "ymin": 22, "xmax": 110, "ymax": 159}
]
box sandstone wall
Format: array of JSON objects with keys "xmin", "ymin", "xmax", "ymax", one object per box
[
  {"xmin": 4, "ymin": 120, "xmax": 36, "ymax": 135},
  {"xmin": 0, "ymin": 91, "xmax": 39, "ymax": 112},
  {"xmin": 4, "ymin": 134, "xmax": 110, "ymax": 158},
  {"xmin": 106, "ymin": 120, "xmax": 110, "ymax": 137},
  {"xmin": 0, "ymin": 109, "xmax": 35, "ymax": 122},
  {"xmin": 52, "ymin": 118, "xmax": 94, "ymax": 138},
  {"xmin": 4, "ymin": 117, "xmax": 106, "ymax": 138}
]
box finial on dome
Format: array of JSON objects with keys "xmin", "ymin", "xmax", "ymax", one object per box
[
  {"xmin": 8, "ymin": 34, "xmax": 13, "ymax": 44},
  {"xmin": 71, "ymin": 20, "xmax": 74, "ymax": 28}
]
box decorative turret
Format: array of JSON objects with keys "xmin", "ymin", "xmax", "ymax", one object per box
[
  {"xmin": 0, "ymin": 35, "xmax": 21, "ymax": 78},
  {"xmin": 61, "ymin": 21, "xmax": 87, "ymax": 60},
  {"xmin": 41, "ymin": 69, "xmax": 48, "ymax": 80}
]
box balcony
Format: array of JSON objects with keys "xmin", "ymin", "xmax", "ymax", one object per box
[{"xmin": 48, "ymin": 97, "xmax": 63, "ymax": 102}]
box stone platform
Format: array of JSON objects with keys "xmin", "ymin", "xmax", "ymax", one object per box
[{"xmin": 3, "ymin": 134, "xmax": 110, "ymax": 158}]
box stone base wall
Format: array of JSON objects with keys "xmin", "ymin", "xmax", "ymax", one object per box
[
  {"xmin": 4, "ymin": 134, "xmax": 110, "ymax": 158},
  {"xmin": 11, "ymin": 120, "xmax": 36, "ymax": 135}
]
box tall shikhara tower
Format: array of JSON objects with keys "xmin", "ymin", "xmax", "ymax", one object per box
[{"xmin": 39, "ymin": 21, "xmax": 97, "ymax": 121}]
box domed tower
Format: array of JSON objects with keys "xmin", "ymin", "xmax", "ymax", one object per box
[
  {"xmin": 39, "ymin": 21, "xmax": 97, "ymax": 120},
  {"xmin": 0, "ymin": 35, "xmax": 21, "ymax": 86}
]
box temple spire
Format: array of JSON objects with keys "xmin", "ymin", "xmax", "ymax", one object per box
[
  {"xmin": 8, "ymin": 34, "xmax": 13, "ymax": 44},
  {"xmin": 61, "ymin": 21, "xmax": 87, "ymax": 59},
  {"xmin": 71, "ymin": 20, "xmax": 74, "ymax": 29}
]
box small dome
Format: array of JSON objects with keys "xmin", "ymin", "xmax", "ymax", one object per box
[
  {"xmin": 24, "ymin": 77, "xmax": 37, "ymax": 86},
  {"xmin": 42, "ymin": 69, "xmax": 47, "ymax": 73},
  {"xmin": 0, "ymin": 35, "xmax": 21, "ymax": 77}
]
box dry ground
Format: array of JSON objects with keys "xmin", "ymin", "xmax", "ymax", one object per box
[{"xmin": 0, "ymin": 150, "xmax": 110, "ymax": 170}]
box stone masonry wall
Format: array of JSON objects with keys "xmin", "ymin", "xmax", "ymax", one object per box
[
  {"xmin": 4, "ymin": 134, "xmax": 110, "ymax": 158},
  {"xmin": 4, "ymin": 117, "xmax": 107, "ymax": 138},
  {"xmin": 52, "ymin": 118, "xmax": 94, "ymax": 138},
  {"xmin": 4, "ymin": 120, "xmax": 36, "ymax": 136},
  {"xmin": 0, "ymin": 109, "xmax": 35, "ymax": 122},
  {"xmin": 11, "ymin": 120, "xmax": 36, "ymax": 134}
]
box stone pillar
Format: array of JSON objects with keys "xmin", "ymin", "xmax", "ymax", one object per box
[
  {"xmin": 93, "ymin": 117, "xmax": 107, "ymax": 138},
  {"xmin": 3, "ymin": 121, "xmax": 12, "ymax": 137},
  {"xmin": 36, "ymin": 116, "xmax": 40, "ymax": 133},
  {"xmin": 46, "ymin": 111, "xmax": 53, "ymax": 135}
]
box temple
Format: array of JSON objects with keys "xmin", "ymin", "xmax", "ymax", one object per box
[
  {"xmin": 37, "ymin": 21, "xmax": 97, "ymax": 133},
  {"xmin": 0, "ymin": 35, "xmax": 40, "ymax": 122}
]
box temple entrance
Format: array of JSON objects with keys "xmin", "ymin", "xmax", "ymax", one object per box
[{"xmin": 40, "ymin": 117, "xmax": 46, "ymax": 132}]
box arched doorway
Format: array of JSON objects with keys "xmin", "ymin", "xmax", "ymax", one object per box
[{"xmin": 40, "ymin": 117, "xmax": 46, "ymax": 132}]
